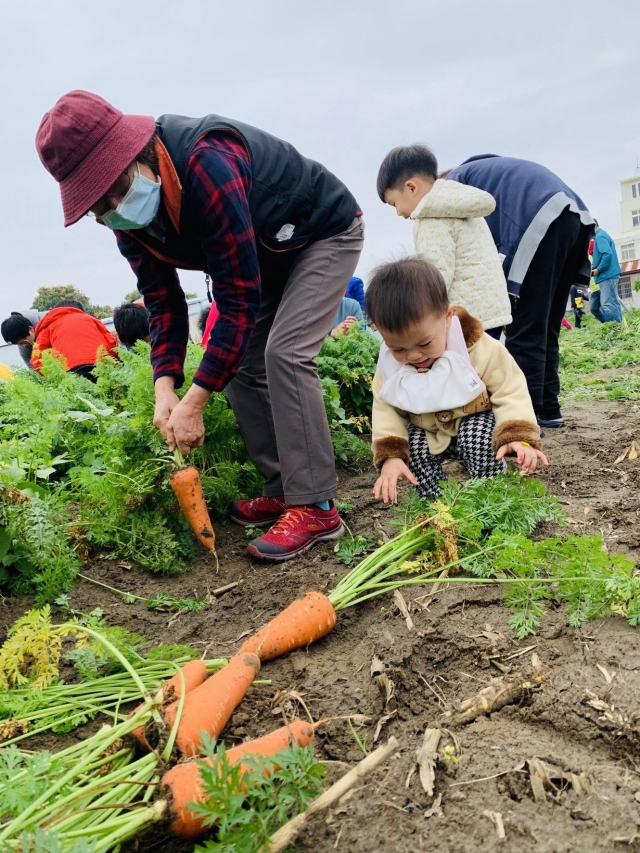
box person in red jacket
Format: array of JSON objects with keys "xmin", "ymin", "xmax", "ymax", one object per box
[{"xmin": 31, "ymin": 300, "xmax": 118, "ymax": 381}]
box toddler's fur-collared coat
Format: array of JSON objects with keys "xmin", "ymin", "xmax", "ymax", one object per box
[{"xmin": 372, "ymin": 307, "xmax": 542, "ymax": 469}]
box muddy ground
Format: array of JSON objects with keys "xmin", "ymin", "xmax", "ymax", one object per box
[{"xmin": 3, "ymin": 399, "xmax": 640, "ymax": 852}]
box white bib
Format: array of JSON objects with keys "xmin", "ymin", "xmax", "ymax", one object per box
[{"xmin": 378, "ymin": 315, "xmax": 485, "ymax": 415}]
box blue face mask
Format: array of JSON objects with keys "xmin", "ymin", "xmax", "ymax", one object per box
[{"xmin": 101, "ymin": 165, "xmax": 161, "ymax": 230}]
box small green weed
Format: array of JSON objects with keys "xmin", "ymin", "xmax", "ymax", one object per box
[{"xmin": 334, "ymin": 534, "xmax": 375, "ymax": 566}]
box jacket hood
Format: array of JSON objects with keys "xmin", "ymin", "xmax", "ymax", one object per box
[
  {"xmin": 35, "ymin": 307, "xmax": 85, "ymax": 334},
  {"xmin": 411, "ymin": 179, "xmax": 496, "ymax": 221}
]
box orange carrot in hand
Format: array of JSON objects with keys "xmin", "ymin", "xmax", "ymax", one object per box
[
  {"xmin": 240, "ymin": 591, "xmax": 336, "ymax": 661},
  {"xmin": 170, "ymin": 465, "xmax": 216, "ymax": 552},
  {"xmin": 162, "ymin": 720, "xmax": 316, "ymax": 839},
  {"xmin": 154, "ymin": 651, "xmax": 261, "ymax": 757},
  {"xmin": 131, "ymin": 659, "xmax": 208, "ymax": 750}
]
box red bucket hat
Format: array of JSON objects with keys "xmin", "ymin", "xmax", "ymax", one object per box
[{"xmin": 36, "ymin": 90, "xmax": 156, "ymax": 227}]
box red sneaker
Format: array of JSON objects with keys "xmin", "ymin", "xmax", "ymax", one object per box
[
  {"xmin": 247, "ymin": 503, "xmax": 344, "ymax": 561},
  {"xmin": 228, "ymin": 495, "xmax": 287, "ymax": 528}
]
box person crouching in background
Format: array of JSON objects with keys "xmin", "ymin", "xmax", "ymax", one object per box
[
  {"xmin": 113, "ymin": 302, "xmax": 150, "ymax": 349},
  {"xmin": 1, "ymin": 311, "xmax": 43, "ymax": 369},
  {"xmin": 31, "ymin": 301, "xmax": 118, "ymax": 381}
]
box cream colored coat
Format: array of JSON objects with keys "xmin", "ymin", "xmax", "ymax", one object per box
[
  {"xmin": 412, "ymin": 179, "xmax": 512, "ymax": 330},
  {"xmin": 371, "ymin": 307, "xmax": 541, "ymax": 468}
]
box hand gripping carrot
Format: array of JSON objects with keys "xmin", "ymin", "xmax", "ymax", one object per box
[
  {"xmin": 162, "ymin": 720, "xmax": 316, "ymax": 838},
  {"xmin": 149, "ymin": 652, "xmax": 261, "ymax": 757},
  {"xmin": 169, "ymin": 453, "xmax": 216, "ymax": 552},
  {"xmin": 240, "ymin": 591, "xmax": 337, "ymax": 661},
  {"xmin": 131, "ymin": 659, "xmax": 208, "ymax": 750}
]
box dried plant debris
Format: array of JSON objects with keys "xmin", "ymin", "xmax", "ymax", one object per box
[
  {"xmin": 448, "ymin": 672, "xmax": 548, "ymax": 726},
  {"xmin": 375, "ymin": 673, "xmax": 396, "ymax": 707},
  {"xmin": 483, "ymin": 809, "xmax": 506, "ymax": 839},
  {"xmin": 583, "ymin": 690, "xmax": 638, "ymax": 740},
  {"xmin": 393, "ymin": 590, "xmax": 414, "ymax": 631},
  {"xmin": 415, "ymin": 728, "xmax": 441, "ymax": 796},
  {"xmin": 527, "ymin": 758, "xmax": 589, "ymax": 805},
  {"xmin": 271, "ymin": 688, "xmax": 313, "ymax": 723},
  {"xmin": 370, "ymin": 655, "xmax": 385, "ymax": 677}
]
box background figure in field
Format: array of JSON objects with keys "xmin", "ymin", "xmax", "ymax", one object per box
[
  {"xmin": 345, "ymin": 276, "xmax": 365, "ymax": 310},
  {"xmin": 0, "ymin": 310, "xmax": 43, "ymax": 368},
  {"xmin": 445, "ymin": 155, "xmax": 593, "ymax": 430},
  {"xmin": 113, "ymin": 302, "xmax": 150, "ymax": 349},
  {"xmin": 31, "ymin": 304, "xmax": 118, "ymax": 381},
  {"xmin": 570, "ymin": 284, "xmax": 588, "ymax": 328},
  {"xmin": 330, "ymin": 296, "xmax": 365, "ymax": 337},
  {"xmin": 590, "ymin": 220, "xmax": 623, "ymax": 324}
]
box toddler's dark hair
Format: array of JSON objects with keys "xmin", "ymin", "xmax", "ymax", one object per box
[
  {"xmin": 376, "ymin": 144, "xmax": 438, "ymax": 201},
  {"xmin": 1, "ymin": 313, "xmax": 33, "ymax": 344},
  {"xmin": 113, "ymin": 302, "xmax": 150, "ymax": 347},
  {"xmin": 365, "ymin": 259, "xmax": 449, "ymax": 333}
]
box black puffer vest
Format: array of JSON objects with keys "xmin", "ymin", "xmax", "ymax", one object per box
[{"xmin": 125, "ymin": 113, "xmax": 359, "ymax": 271}]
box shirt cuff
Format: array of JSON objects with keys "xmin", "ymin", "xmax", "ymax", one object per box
[
  {"xmin": 192, "ymin": 368, "xmax": 227, "ymax": 393},
  {"xmin": 153, "ymin": 365, "xmax": 186, "ymax": 390}
]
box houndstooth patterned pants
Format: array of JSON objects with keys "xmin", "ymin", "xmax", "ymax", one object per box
[{"xmin": 408, "ymin": 412, "xmax": 506, "ymax": 498}]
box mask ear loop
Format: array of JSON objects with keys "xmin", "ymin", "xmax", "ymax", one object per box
[{"xmin": 205, "ymin": 274, "xmax": 213, "ymax": 304}]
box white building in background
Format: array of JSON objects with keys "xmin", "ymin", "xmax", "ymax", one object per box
[{"xmin": 612, "ymin": 174, "xmax": 640, "ymax": 308}]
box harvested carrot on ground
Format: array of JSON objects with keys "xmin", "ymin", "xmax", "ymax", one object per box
[
  {"xmin": 147, "ymin": 651, "xmax": 261, "ymax": 757},
  {"xmin": 170, "ymin": 450, "xmax": 216, "ymax": 553},
  {"xmin": 240, "ymin": 591, "xmax": 336, "ymax": 661},
  {"xmin": 131, "ymin": 659, "xmax": 209, "ymax": 749},
  {"xmin": 162, "ymin": 720, "xmax": 316, "ymax": 839}
]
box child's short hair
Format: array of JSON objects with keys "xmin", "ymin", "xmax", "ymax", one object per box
[
  {"xmin": 55, "ymin": 299, "xmax": 86, "ymax": 310},
  {"xmin": 113, "ymin": 302, "xmax": 150, "ymax": 347},
  {"xmin": 376, "ymin": 144, "xmax": 439, "ymax": 201},
  {"xmin": 198, "ymin": 308, "xmax": 210, "ymax": 335},
  {"xmin": 1, "ymin": 313, "xmax": 33, "ymax": 344},
  {"xmin": 365, "ymin": 258, "xmax": 449, "ymax": 333}
]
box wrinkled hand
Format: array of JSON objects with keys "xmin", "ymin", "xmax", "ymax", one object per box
[
  {"xmin": 331, "ymin": 316, "xmax": 359, "ymax": 337},
  {"xmin": 496, "ymin": 442, "xmax": 549, "ymax": 474},
  {"xmin": 153, "ymin": 384, "xmax": 180, "ymax": 442},
  {"xmin": 373, "ymin": 457, "xmax": 419, "ymax": 504},
  {"xmin": 164, "ymin": 399, "xmax": 205, "ymax": 456}
]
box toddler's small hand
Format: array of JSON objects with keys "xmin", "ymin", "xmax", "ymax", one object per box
[
  {"xmin": 373, "ymin": 458, "xmax": 419, "ymax": 504},
  {"xmin": 496, "ymin": 442, "xmax": 548, "ymax": 474}
]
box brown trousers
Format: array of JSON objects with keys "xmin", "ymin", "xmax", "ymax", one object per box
[{"xmin": 226, "ymin": 217, "xmax": 364, "ymax": 504}]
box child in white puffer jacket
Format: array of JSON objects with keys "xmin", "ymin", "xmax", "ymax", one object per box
[{"xmin": 377, "ymin": 144, "xmax": 512, "ymax": 337}]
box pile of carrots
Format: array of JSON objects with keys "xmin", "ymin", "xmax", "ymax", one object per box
[{"xmin": 125, "ymin": 591, "xmax": 338, "ymax": 840}]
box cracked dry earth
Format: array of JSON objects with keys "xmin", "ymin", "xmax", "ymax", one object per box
[{"xmin": 2, "ymin": 399, "xmax": 640, "ymax": 853}]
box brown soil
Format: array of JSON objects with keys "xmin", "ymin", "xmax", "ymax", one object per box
[{"xmin": 3, "ymin": 400, "xmax": 640, "ymax": 852}]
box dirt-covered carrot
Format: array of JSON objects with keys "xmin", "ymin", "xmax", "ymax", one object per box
[
  {"xmin": 162, "ymin": 720, "xmax": 315, "ymax": 839},
  {"xmin": 131, "ymin": 659, "xmax": 208, "ymax": 750},
  {"xmin": 169, "ymin": 453, "xmax": 216, "ymax": 552},
  {"xmin": 240, "ymin": 591, "xmax": 336, "ymax": 661},
  {"xmin": 149, "ymin": 652, "xmax": 261, "ymax": 757}
]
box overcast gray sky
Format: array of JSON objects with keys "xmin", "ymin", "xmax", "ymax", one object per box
[{"xmin": 1, "ymin": 0, "xmax": 639, "ymax": 321}]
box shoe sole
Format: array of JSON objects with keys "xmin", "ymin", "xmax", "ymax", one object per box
[
  {"xmin": 247, "ymin": 522, "xmax": 345, "ymax": 562},
  {"xmin": 228, "ymin": 512, "xmax": 281, "ymax": 528}
]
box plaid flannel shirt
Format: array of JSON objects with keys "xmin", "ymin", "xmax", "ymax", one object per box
[{"xmin": 115, "ymin": 131, "xmax": 261, "ymax": 392}]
